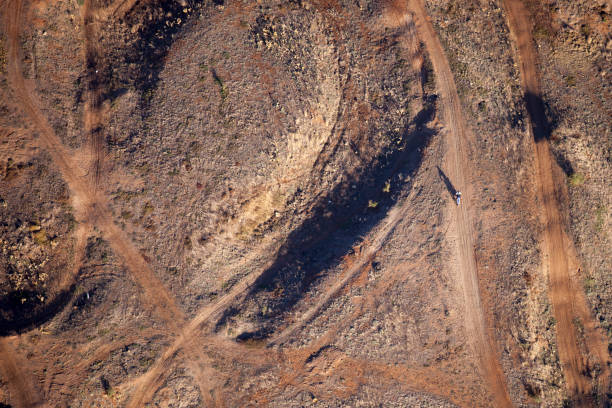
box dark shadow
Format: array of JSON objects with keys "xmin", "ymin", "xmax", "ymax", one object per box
[
  {"xmin": 0, "ymin": 284, "xmax": 76, "ymax": 336},
  {"xmin": 80, "ymin": 1, "xmax": 203, "ymax": 112},
  {"xmin": 524, "ymin": 91, "xmax": 551, "ymax": 142},
  {"xmin": 0, "ymin": 238, "xmax": 110, "ymax": 335},
  {"xmin": 120, "ymin": 1, "xmax": 202, "ymax": 111},
  {"xmin": 554, "ymin": 152, "xmax": 574, "ymax": 177},
  {"xmin": 436, "ymin": 166, "xmax": 456, "ymax": 199},
  {"xmin": 524, "ymin": 92, "xmax": 574, "ymax": 176},
  {"xmin": 216, "ymin": 95, "xmax": 438, "ymax": 337}
]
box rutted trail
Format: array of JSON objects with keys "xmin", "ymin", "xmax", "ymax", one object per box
[
  {"xmin": 4, "ymin": 0, "xmax": 183, "ymax": 329},
  {"xmin": 83, "ymin": 0, "xmax": 105, "ymax": 190},
  {"xmin": 405, "ymin": 0, "xmax": 512, "ymax": 406},
  {"xmin": 502, "ymin": 0, "xmax": 610, "ymax": 403}
]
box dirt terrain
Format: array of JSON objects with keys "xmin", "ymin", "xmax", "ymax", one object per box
[
  {"xmin": 406, "ymin": 0, "xmax": 512, "ymax": 405},
  {"xmin": 503, "ymin": 0, "xmax": 610, "ymax": 404},
  {"xmin": 0, "ymin": 0, "xmax": 610, "ymax": 407}
]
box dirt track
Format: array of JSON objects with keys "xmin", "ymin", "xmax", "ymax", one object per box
[
  {"xmin": 0, "ymin": 339, "xmax": 41, "ymax": 408},
  {"xmin": 502, "ymin": 0, "xmax": 610, "ymax": 404},
  {"xmin": 2, "ymin": 1, "xmax": 187, "ymax": 402},
  {"xmin": 1, "ymin": 1, "xmax": 189, "ymax": 402},
  {"xmin": 126, "ymin": 237, "xmax": 280, "ymax": 407},
  {"xmin": 4, "ymin": 0, "xmax": 183, "ymax": 330},
  {"xmin": 406, "ymin": 0, "xmax": 512, "ymax": 406},
  {"xmin": 3, "ymin": 0, "xmax": 608, "ymax": 405},
  {"xmin": 83, "ymin": 0, "xmax": 105, "ymax": 190}
]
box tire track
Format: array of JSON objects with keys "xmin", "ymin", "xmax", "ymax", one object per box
[
  {"xmin": 405, "ymin": 0, "xmax": 513, "ymax": 406},
  {"xmin": 126, "ymin": 258, "xmax": 271, "ymax": 407},
  {"xmin": 502, "ymin": 0, "xmax": 611, "ymax": 404},
  {"xmin": 0, "ymin": 338, "xmax": 41, "ymax": 408},
  {"xmin": 3, "ymin": 1, "xmax": 185, "ymax": 402},
  {"xmin": 83, "ymin": 0, "xmax": 105, "ymax": 191}
]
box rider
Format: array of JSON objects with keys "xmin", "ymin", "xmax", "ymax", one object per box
[{"xmin": 455, "ymin": 191, "xmax": 462, "ymax": 205}]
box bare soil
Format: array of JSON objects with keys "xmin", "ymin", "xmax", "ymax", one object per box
[{"xmin": 0, "ymin": 0, "xmax": 610, "ymax": 407}]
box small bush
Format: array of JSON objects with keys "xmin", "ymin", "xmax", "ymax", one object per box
[
  {"xmin": 595, "ymin": 205, "xmax": 606, "ymax": 232},
  {"xmin": 568, "ymin": 172, "xmax": 584, "ymax": 186},
  {"xmin": 120, "ymin": 210, "xmax": 133, "ymax": 220},
  {"xmin": 142, "ymin": 202, "xmax": 154, "ymax": 216},
  {"xmin": 584, "ymin": 276, "xmax": 596, "ymax": 293},
  {"xmin": 183, "ymin": 236, "xmax": 192, "ymax": 250},
  {"xmin": 32, "ymin": 229, "xmax": 48, "ymax": 245},
  {"xmin": 533, "ymin": 24, "xmax": 551, "ymax": 41},
  {"xmin": 211, "ymin": 69, "xmax": 228, "ymax": 101},
  {"xmin": 382, "ymin": 180, "xmax": 391, "ymax": 193}
]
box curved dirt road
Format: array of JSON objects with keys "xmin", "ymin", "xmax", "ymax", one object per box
[
  {"xmin": 2, "ymin": 2, "xmax": 185, "ymax": 404},
  {"xmin": 502, "ymin": 0, "xmax": 610, "ymax": 404},
  {"xmin": 406, "ymin": 0, "xmax": 512, "ymax": 406},
  {"xmin": 126, "ymin": 250, "xmax": 275, "ymax": 407}
]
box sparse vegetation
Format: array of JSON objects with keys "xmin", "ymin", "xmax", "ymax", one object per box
[
  {"xmin": 583, "ymin": 276, "xmax": 596, "ymax": 293},
  {"xmin": 32, "ymin": 229, "xmax": 48, "ymax": 245},
  {"xmin": 564, "ymin": 75, "xmax": 576, "ymax": 87},
  {"xmin": 212, "ymin": 70, "xmax": 228, "ymax": 101},
  {"xmin": 142, "ymin": 202, "xmax": 154, "ymax": 217},
  {"xmin": 2, "ymin": 0, "xmax": 609, "ymax": 406},
  {"xmin": 533, "ymin": 24, "xmax": 551, "ymax": 41},
  {"xmin": 568, "ymin": 172, "xmax": 584, "ymax": 186},
  {"xmin": 120, "ymin": 210, "xmax": 133, "ymax": 220},
  {"xmin": 594, "ymin": 205, "xmax": 606, "ymax": 232},
  {"xmin": 142, "ymin": 87, "xmax": 155, "ymax": 104},
  {"xmin": 183, "ymin": 235, "xmax": 192, "ymax": 250}
]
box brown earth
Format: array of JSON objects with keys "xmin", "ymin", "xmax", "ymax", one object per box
[
  {"xmin": 399, "ymin": 1, "xmax": 512, "ymax": 406},
  {"xmin": 0, "ymin": 338, "xmax": 41, "ymax": 408},
  {"xmin": 1, "ymin": 0, "xmax": 610, "ymax": 407},
  {"xmin": 502, "ymin": 0, "xmax": 611, "ymax": 405}
]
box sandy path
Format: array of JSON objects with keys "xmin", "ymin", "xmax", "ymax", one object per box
[
  {"xmin": 405, "ymin": 0, "xmax": 513, "ymax": 406},
  {"xmin": 3, "ymin": 1, "xmax": 185, "ymax": 402},
  {"xmin": 502, "ymin": 0, "xmax": 611, "ymax": 404},
  {"xmin": 0, "ymin": 338, "xmax": 41, "ymax": 408},
  {"xmin": 125, "ymin": 256, "xmax": 271, "ymax": 407}
]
